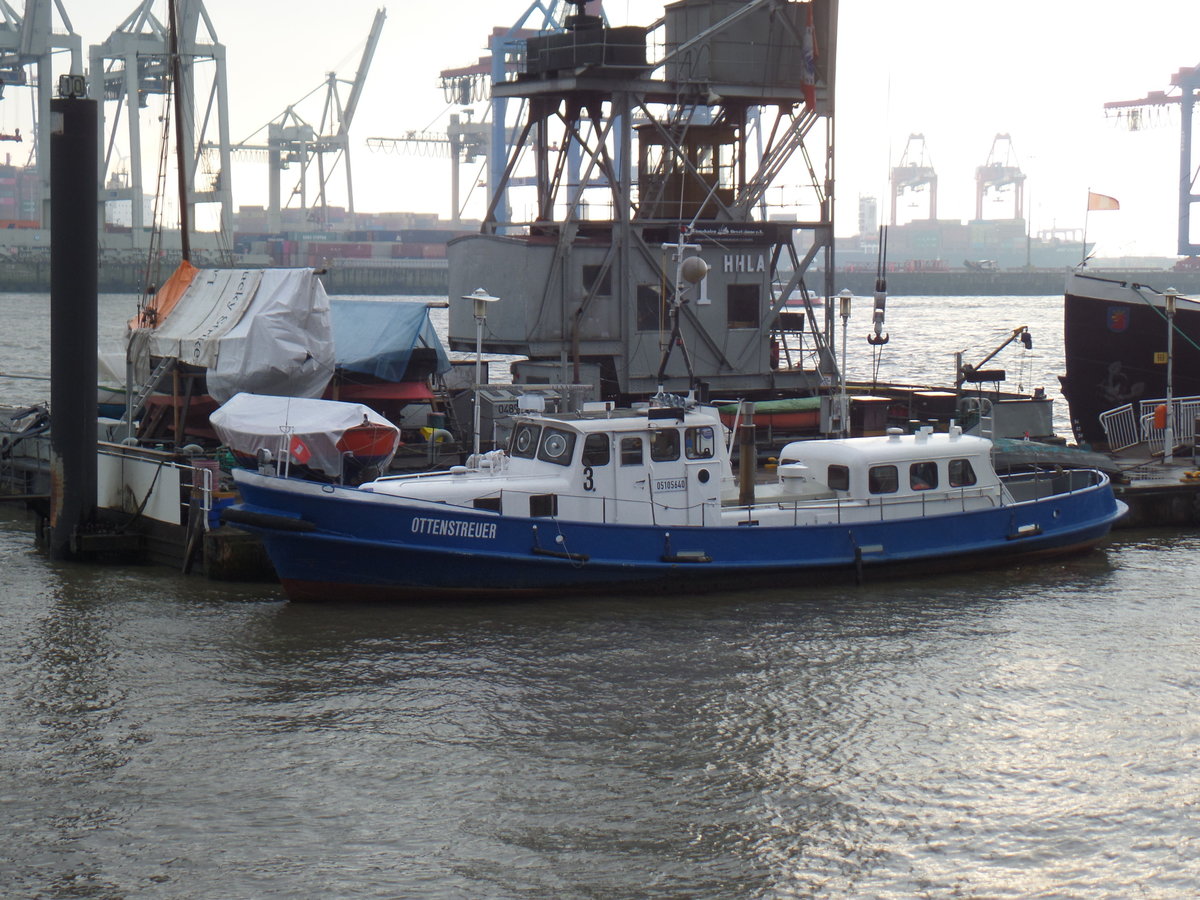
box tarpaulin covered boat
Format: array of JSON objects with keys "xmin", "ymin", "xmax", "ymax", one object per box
[{"xmin": 211, "ymin": 393, "xmax": 400, "ymax": 483}]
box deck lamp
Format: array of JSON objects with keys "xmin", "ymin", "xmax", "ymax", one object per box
[
  {"xmin": 837, "ymin": 289, "xmax": 852, "ymax": 436},
  {"xmin": 463, "ymin": 288, "xmax": 500, "ymax": 461}
]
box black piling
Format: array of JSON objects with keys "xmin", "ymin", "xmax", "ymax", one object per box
[{"xmin": 48, "ymin": 91, "xmax": 99, "ymax": 559}]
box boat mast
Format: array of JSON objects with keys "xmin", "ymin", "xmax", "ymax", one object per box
[{"xmin": 168, "ymin": 0, "xmax": 191, "ymax": 262}]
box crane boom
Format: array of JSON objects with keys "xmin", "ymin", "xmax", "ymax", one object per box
[{"xmin": 339, "ymin": 7, "xmax": 386, "ymax": 139}]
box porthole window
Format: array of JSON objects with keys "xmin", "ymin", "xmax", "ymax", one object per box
[{"xmin": 827, "ymin": 464, "xmax": 850, "ymax": 491}]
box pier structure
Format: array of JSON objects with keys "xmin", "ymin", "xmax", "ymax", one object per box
[{"xmin": 447, "ymin": 0, "xmax": 841, "ymax": 402}]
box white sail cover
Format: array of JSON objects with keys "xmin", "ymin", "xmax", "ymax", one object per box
[
  {"xmin": 147, "ymin": 267, "xmax": 335, "ymax": 404},
  {"xmin": 210, "ymin": 393, "xmax": 399, "ymax": 477}
]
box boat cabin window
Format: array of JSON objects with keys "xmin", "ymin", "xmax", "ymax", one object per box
[
  {"xmin": 511, "ymin": 423, "xmax": 541, "ymax": 459},
  {"xmin": 868, "ymin": 465, "xmax": 899, "ymax": 494},
  {"xmin": 650, "ymin": 428, "xmax": 680, "ymax": 462},
  {"xmin": 909, "ymin": 461, "xmax": 938, "ymax": 491},
  {"xmin": 582, "ymin": 433, "xmax": 610, "ymax": 466},
  {"xmin": 530, "ymin": 494, "xmax": 558, "ymax": 517},
  {"xmin": 536, "ymin": 428, "xmax": 577, "ymax": 466},
  {"xmin": 621, "ymin": 437, "xmax": 643, "ymax": 466},
  {"xmin": 827, "ymin": 464, "xmax": 849, "ymax": 491},
  {"xmin": 949, "ymin": 458, "xmax": 977, "ymax": 487},
  {"xmin": 685, "ymin": 426, "xmax": 716, "ymax": 459}
]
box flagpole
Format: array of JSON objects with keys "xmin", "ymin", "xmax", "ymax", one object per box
[{"xmin": 1081, "ymin": 187, "xmax": 1091, "ymax": 264}]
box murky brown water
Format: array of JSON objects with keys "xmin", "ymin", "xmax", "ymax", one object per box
[{"xmin": 3, "ymin": 292, "xmax": 1199, "ymax": 897}]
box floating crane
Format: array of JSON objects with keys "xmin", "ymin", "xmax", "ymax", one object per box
[
  {"xmin": 890, "ymin": 133, "xmax": 937, "ymax": 226},
  {"xmin": 1105, "ymin": 64, "xmax": 1200, "ymax": 259},
  {"xmin": 974, "ymin": 133, "xmax": 1025, "ymax": 221}
]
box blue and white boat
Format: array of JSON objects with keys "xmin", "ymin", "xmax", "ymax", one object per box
[{"xmin": 225, "ymin": 398, "xmax": 1127, "ymax": 602}]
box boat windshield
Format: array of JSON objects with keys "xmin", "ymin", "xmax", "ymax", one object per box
[{"xmin": 510, "ymin": 423, "xmax": 541, "ymax": 459}]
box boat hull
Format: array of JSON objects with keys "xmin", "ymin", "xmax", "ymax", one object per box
[
  {"xmin": 1062, "ymin": 271, "xmax": 1200, "ymax": 447},
  {"xmin": 229, "ymin": 470, "xmax": 1126, "ymax": 602}
]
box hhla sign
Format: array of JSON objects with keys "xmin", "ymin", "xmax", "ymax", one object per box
[{"xmin": 723, "ymin": 253, "xmax": 767, "ymax": 273}]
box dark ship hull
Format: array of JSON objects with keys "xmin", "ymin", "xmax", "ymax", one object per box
[{"xmin": 1061, "ymin": 269, "xmax": 1200, "ymax": 448}]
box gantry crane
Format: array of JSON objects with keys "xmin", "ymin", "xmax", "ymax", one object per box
[
  {"xmin": 0, "ymin": 0, "xmax": 82, "ymax": 226},
  {"xmin": 1105, "ymin": 64, "xmax": 1200, "ymax": 259},
  {"xmin": 890, "ymin": 133, "xmax": 937, "ymax": 226},
  {"xmin": 218, "ymin": 8, "xmax": 385, "ymax": 232},
  {"xmin": 90, "ymin": 0, "xmax": 233, "ymax": 245},
  {"xmin": 974, "ymin": 132, "xmax": 1024, "ymax": 221},
  {"xmin": 366, "ymin": 114, "xmax": 488, "ymax": 225}
]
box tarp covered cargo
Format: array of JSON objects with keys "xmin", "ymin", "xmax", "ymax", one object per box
[
  {"xmin": 330, "ymin": 299, "xmax": 452, "ymax": 382},
  {"xmin": 210, "ymin": 392, "xmax": 400, "ymax": 480},
  {"xmin": 132, "ymin": 266, "xmax": 335, "ymax": 404}
]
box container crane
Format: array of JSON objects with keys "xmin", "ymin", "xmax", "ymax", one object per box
[
  {"xmin": 891, "ymin": 133, "xmax": 937, "ymax": 226},
  {"xmin": 91, "ymin": 0, "xmax": 233, "ymax": 245},
  {"xmin": 366, "ymin": 114, "xmax": 488, "ymax": 225},
  {"xmin": 0, "ymin": 0, "xmax": 82, "ymax": 225},
  {"xmin": 974, "ymin": 132, "xmax": 1024, "ymax": 221},
  {"xmin": 1105, "ymin": 64, "xmax": 1200, "ymax": 259},
  {"xmin": 216, "ymin": 8, "xmax": 385, "ymax": 232}
]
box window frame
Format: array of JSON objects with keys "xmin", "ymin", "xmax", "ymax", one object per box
[{"xmin": 868, "ymin": 464, "xmax": 899, "ymax": 495}]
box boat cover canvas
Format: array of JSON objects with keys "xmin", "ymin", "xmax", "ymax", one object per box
[
  {"xmin": 210, "ymin": 393, "xmax": 399, "ymax": 477},
  {"xmin": 330, "ymin": 299, "xmax": 452, "ymax": 382},
  {"xmin": 143, "ymin": 267, "xmax": 335, "ymax": 404}
]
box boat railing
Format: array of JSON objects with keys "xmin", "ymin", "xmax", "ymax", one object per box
[
  {"xmin": 1099, "ymin": 403, "xmax": 1140, "ymax": 452},
  {"xmin": 1101, "ymin": 395, "xmax": 1200, "ymax": 451},
  {"xmin": 96, "ymin": 441, "xmax": 216, "ymax": 531},
  {"xmin": 1001, "ymin": 467, "xmax": 1106, "ymax": 503},
  {"xmin": 1137, "ymin": 395, "xmax": 1200, "ymax": 447}
]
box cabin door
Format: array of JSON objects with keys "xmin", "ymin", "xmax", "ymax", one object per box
[
  {"xmin": 683, "ymin": 422, "xmax": 722, "ymax": 525},
  {"xmin": 579, "ymin": 432, "xmax": 618, "ymax": 523},
  {"xmin": 613, "ymin": 433, "xmax": 651, "ymax": 523}
]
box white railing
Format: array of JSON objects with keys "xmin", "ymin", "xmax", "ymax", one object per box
[
  {"xmin": 1101, "ymin": 395, "xmax": 1200, "ymax": 451},
  {"xmin": 1137, "ymin": 395, "xmax": 1200, "ymax": 447},
  {"xmin": 1099, "ymin": 403, "xmax": 1140, "ymax": 451}
]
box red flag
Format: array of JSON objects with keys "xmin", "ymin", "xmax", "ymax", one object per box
[
  {"xmin": 1087, "ymin": 192, "xmax": 1119, "ymax": 211},
  {"xmin": 801, "ymin": 3, "xmax": 817, "ymax": 111},
  {"xmin": 289, "ymin": 435, "xmax": 312, "ymax": 465}
]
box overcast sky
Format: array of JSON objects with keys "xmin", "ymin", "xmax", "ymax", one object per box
[{"xmin": 23, "ymin": 1, "xmax": 1200, "ymax": 258}]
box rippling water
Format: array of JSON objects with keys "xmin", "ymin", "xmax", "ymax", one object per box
[{"xmin": 3, "ymin": 292, "xmax": 1199, "ymax": 897}]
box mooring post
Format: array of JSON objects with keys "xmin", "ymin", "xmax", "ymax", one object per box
[
  {"xmin": 738, "ymin": 401, "xmax": 756, "ymax": 508},
  {"xmin": 48, "ymin": 84, "xmax": 99, "ymax": 559}
]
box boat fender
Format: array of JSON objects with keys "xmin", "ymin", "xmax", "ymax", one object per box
[
  {"xmin": 221, "ymin": 507, "xmax": 316, "ymax": 532},
  {"xmin": 1154, "ymin": 404, "xmax": 1167, "ymax": 430}
]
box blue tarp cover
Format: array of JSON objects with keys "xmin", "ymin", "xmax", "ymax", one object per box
[{"xmin": 330, "ymin": 299, "xmax": 451, "ymax": 383}]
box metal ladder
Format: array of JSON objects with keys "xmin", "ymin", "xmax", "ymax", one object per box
[{"xmin": 121, "ymin": 356, "xmax": 176, "ymax": 428}]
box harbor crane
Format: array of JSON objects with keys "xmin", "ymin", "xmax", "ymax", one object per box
[
  {"xmin": 1105, "ymin": 64, "xmax": 1200, "ymax": 260},
  {"xmin": 219, "ymin": 8, "xmax": 385, "ymax": 231},
  {"xmin": 90, "ymin": 0, "xmax": 234, "ymax": 245},
  {"xmin": 366, "ymin": 114, "xmax": 488, "ymax": 225},
  {"xmin": 0, "ymin": 0, "xmax": 82, "ymax": 225},
  {"xmin": 890, "ymin": 133, "xmax": 937, "ymax": 226},
  {"xmin": 974, "ymin": 132, "xmax": 1024, "ymax": 221}
]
